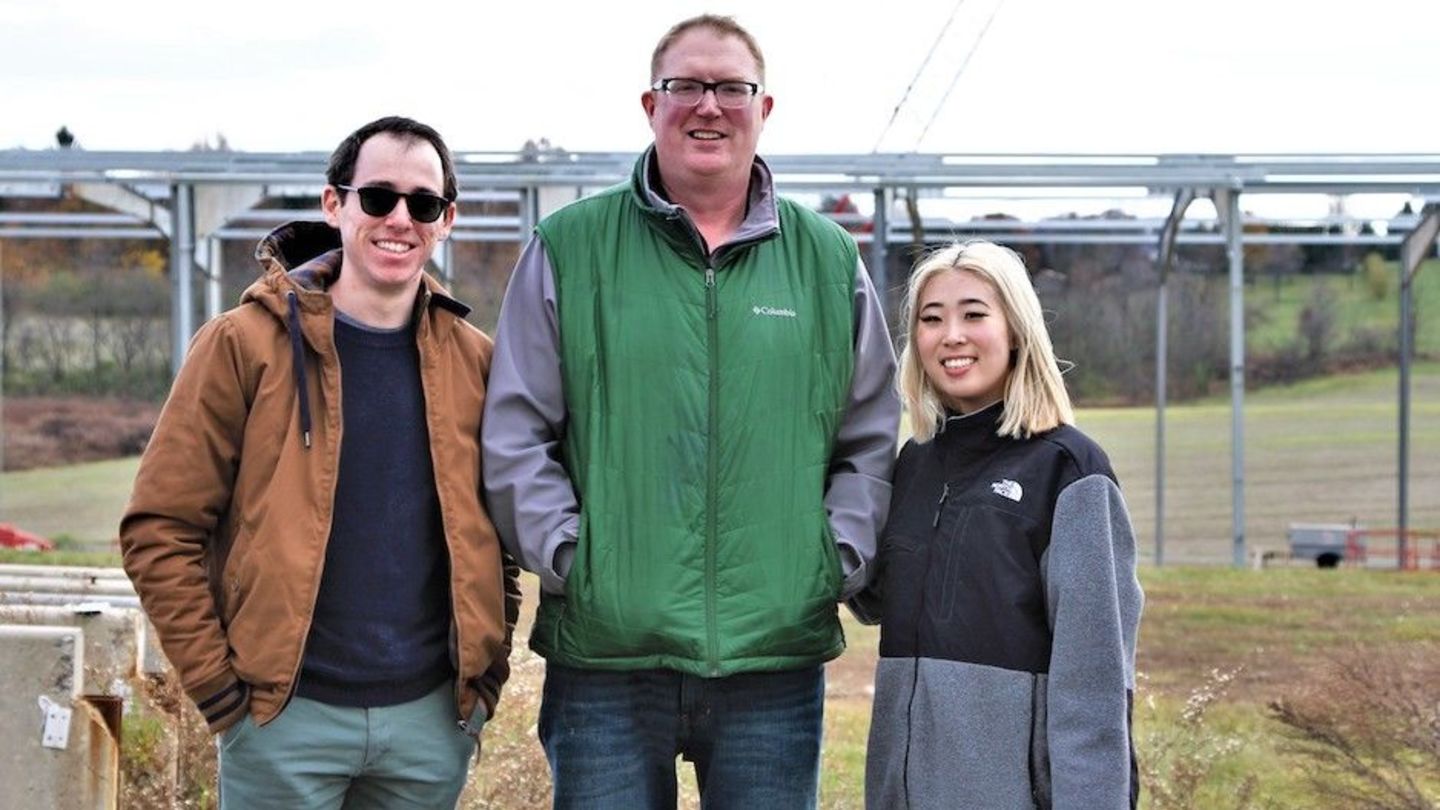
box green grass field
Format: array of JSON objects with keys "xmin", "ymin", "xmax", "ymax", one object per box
[
  {"xmin": 0, "ymin": 456, "xmax": 136, "ymax": 549},
  {"xmin": 1083, "ymin": 361, "xmax": 1440, "ymax": 564}
]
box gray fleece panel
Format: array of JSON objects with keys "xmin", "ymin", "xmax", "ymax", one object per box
[
  {"xmin": 866, "ymin": 657, "xmax": 1042, "ymax": 810},
  {"xmin": 1043, "ymin": 473, "xmax": 1143, "ymax": 810}
]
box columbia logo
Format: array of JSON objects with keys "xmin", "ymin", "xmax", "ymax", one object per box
[
  {"xmin": 990, "ymin": 479, "xmax": 1023, "ymax": 502},
  {"xmin": 752, "ymin": 305, "xmax": 798, "ymax": 318}
]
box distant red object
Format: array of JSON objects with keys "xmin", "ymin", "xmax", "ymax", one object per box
[
  {"xmin": 0, "ymin": 524, "xmax": 53, "ymax": 551},
  {"xmin": 1344, "ymin": 528, "xmax": 1440, "ymax": 571}
]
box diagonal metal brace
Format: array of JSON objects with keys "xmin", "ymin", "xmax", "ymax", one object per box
[
  {"xmin": 1156, "ymin": 189, "xmax": 1197, "ymax": 283},
  {"xmin": 1400, "ymin": 202, "xmax": 1439, "ymax": 284}
]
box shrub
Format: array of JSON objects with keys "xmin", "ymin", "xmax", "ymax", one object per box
[
  {"xmin": 1138, "ymin": 667, "xmax": 1259, "ymax": 810},
  {"xmin": 1298, "ymin": 281, "xmax": 1338, "ymax": 363},
  {"xmin": 1363, "ymin": 253, "xmax": 1392, "ymax": 301},
  {"xmin": 1268, "ymin": 646, "xmax": 1439, "ymax": 810}
]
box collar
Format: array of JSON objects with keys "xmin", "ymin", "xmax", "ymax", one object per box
[
  {"xmin": 934, "ymin": 401, "xmax": 1008, "ymax": 452},
  {"xmin": 634, "ymin": 145, "xmax": 780, "ymax": 250},
  {"xmin": 250, "ymin": 221, "xmax": 471, "ymax": 321}
]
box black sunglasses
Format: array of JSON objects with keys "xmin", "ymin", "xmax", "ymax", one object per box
[{"xmin": 336, "ymin": 185, "xmax": 451, "ymax": 223}]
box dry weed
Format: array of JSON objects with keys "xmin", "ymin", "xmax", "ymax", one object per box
[
  {"xmin": 1138, "ymin": 667, "xmax": 1259, "ymax": 810},
  {"xmin": 1268, "ymin": 645, "xmax": 1440, "ymax": 810}
]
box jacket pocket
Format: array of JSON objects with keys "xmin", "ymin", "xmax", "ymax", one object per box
[
  {"xmin": 927, "ymin": 504, "xmax": 1043, "ymax": 626},
  {"xmin": 218, "ymin": 709, "xmax": 255, "ymax": 751},
  {"xmin": 219, "ymin": 522, "xmax": 255, "ymax": 624}
]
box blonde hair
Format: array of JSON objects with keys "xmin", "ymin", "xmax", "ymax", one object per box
[{"xmin": 898, "ymin": 241, "xmax": 1074, "ymax": 442}]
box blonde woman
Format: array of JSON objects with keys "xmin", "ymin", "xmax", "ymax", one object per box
[{"xmin": 864, "ymin": 241, "xmax": 1143, "ymax": 810}]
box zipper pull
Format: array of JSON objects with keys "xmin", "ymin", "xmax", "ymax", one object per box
[
  {"xmin": 932, "ymin": 482, "xmax": 951, "ymax": 528},
  {"xmin": 705, "ymin": 267, "xmax": 717, "ymax": 318}
]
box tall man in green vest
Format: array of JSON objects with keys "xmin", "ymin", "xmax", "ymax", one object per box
[{"xmin": 483, "ymin": 14, "xmax": 900, "ymax": 808}]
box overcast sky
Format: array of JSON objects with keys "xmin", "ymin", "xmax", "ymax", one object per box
[{"xmin": 4, "ymin": 0, "xmax": 1439, "ymax": 157}]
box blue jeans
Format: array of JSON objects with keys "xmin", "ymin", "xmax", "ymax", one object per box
[{"xmin": 539, "ymin": 663, "xmax": 824, "ymax": 810}]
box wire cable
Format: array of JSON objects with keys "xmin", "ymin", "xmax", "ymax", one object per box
[
  {"xmin": 870, "ymin": 0, "xmax": 969, "ymax": 153},
  {"xmin": 913, "ymin": 0, "xmax": 1007, "ymax": 151}
]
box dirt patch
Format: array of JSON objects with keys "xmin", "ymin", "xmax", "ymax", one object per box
[{"xmin": 2, "ymin": 396, "xmax": 160, "ymax": 471}]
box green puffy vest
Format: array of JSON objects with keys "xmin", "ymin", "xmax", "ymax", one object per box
[{"xmin": 532, "ymin": 161, "xmax": 857, "ymax": 675}]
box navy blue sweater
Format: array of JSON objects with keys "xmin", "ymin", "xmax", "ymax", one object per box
[{"xmin": 297, "ymin": 313, "xmax": 453, "ymax": 707}]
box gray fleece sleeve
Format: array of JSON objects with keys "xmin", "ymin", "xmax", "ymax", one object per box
[
  {"xmin": 826, "ymin": 257, "xmax": 901, "ymax": 599},
  {"xmin": 1043, "ymin": 474, "xmax": 1144, "ymax": 810},
  {"xmin": 481, "ymin": 236, "xmax": 578, "ymax": 595}
]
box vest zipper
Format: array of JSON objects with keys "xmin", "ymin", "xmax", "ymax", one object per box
[
  {"xmin": 669, "ymin": 206, "xmax": 734, "ymax": 676},
  {"xmin": 704, "ymin": 263, "xmax": 720, "ymax": 675}
]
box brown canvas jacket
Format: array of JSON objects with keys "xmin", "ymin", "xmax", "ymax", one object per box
[{"xmin": 120, "ymin": 221, "xmax": 519, "ymax": 734}]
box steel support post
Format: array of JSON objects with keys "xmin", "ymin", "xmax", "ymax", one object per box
[
  {"xmin": 440, "ymin": 237, "xmax": 455, "ymax": 288},
  {"xmin": 523, "ymin": 186, "xmax": 539, "ymax": 234},
  {"xmin": 1217, "ymin": 185, "xmax": 1247, "ymax": 568},
  {"xmin": 168, "ymin": 183, "xmax": 195, "ymax": 376},
  {"xmin": 1153, "ymin": 189, "xmax": 1195, "ymax": 566},
  {"xmin": 205, "ymin": 236, "xmax": 223, "ymax": 322},
  {"xmin": 1396, "ymin": 203, "xmax": 1440, "ymax": 565},
  {"xmin": 870, "ymin": 187, "xmax": 890, "ymax": 321}
]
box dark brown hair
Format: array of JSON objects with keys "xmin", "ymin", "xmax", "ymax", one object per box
[{"xmin": 325, "ymin": 116, "xmax": 457, "ymax": 202}]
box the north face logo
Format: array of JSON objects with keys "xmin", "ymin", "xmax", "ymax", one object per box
[
  {"xmin": 990, "ymin": 479, "xmax": 1023, "ymax": 502},
  {"xmin": 752, "ymin": 305, "xmax": 797, "ymax": 318}
]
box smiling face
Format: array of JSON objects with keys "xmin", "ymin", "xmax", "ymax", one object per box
[
  {"xmin": 915, "ymin": 269, "xmax": 1014, "ymax": 414},
  {"xmin": 322, "ymin": 132, "xmax": 454, "ymax": 299},
  {"xmin": 642, "ymin": 26, "xmax": 772, "ymax": 200}
]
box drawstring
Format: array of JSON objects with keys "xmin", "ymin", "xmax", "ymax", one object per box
[{"xmin": 286, "ymin": 291, "xmax": 313, "ymax": 449}]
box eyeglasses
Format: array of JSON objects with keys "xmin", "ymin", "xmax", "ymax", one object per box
[
  {"xmin": 335, "ymin": 185, "xmax": 452, "ymax": 223},
  {"xmin": 650, "ymin": 78, "xmax": 763, "ymax": 109}
]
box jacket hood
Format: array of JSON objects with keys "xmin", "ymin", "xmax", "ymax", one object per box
[{"xmin": 245, "ymin": 221, "xmax": 343, "ymax": 319}]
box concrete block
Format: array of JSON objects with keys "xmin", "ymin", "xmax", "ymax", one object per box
[
  {"xmin": 0, "ymin": 566, "xmax": 169, "ymax": 675},
  {"xmin": 0, "ymin": 624, "xmax": 119, "ymax": 809}
]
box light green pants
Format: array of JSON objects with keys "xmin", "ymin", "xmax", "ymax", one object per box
[{"xmin": 217, "ymin": 682, "xmax": 484, "ymax": 809}]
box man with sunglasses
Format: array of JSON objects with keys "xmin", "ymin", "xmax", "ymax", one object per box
[
  {"xmin": 121, "ymin": 116, "xmax": 519, "ymax": 808},
  {"xmin": 483, "ymin": 14, "xmax": 899, "ymax": 809}
]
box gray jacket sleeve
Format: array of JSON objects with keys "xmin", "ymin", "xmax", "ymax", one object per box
[
  {"xmin": 1043, "ymin": 474, "xmax": 1144, "ymax": 810},
  {"xmin": 827, "ymin": 257, "xmax": 901, "ymax": 599},
  {"xmin": 481, "ymin": 236, "xmax": 578, "ymax": 595}
]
